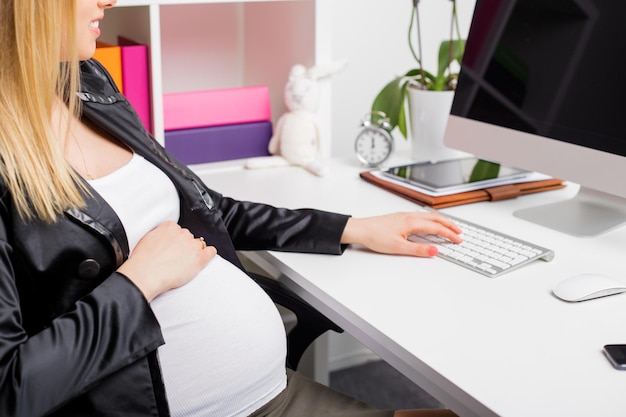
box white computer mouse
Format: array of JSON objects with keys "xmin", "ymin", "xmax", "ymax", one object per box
[{"xmin": 552, "ymin": 273, "xmax": 626, "ymax": 302}]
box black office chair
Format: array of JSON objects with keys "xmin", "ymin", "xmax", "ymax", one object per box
[{"xmin": 248, "ymin": 272, "xmax": 344, "ymax": 370}]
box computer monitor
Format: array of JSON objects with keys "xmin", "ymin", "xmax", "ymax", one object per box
[{"xmin": 443, "ymin": 0, "xmax": 626, "ymax": 237}]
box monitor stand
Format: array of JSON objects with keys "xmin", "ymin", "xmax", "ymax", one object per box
[{"xmin": 514, "ymin": 187, "xmax": 626, "ymax": 237}]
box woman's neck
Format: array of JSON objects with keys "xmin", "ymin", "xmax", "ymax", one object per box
[{"xmin": 52, "ymin": 97, "xmax": 133, "ymax": 180}]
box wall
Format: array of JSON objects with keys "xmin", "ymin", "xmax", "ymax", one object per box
[
  {"xmin": 329, "ymin": 0, "xmax": 477, "ymax": 160},
  {"xmin": 326, "ymin": 0, "xmax": 477, "ymax": 371}
]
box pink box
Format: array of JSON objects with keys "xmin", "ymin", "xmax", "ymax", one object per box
[
  {"xmin": 118, "ymin": 36, "xmax": 152, "ymax": 133},
  {"xmin": 163, "ymin": 86, "xmax": 271, "ymax": 131}
]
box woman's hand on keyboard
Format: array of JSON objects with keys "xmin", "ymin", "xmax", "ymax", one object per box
[{"xmin": 341, "ymin": 212, "xmax": 462, "ymax": 257}]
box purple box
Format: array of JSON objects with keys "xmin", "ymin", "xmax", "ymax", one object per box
[{"xmin": 164, "ymin": 121, "xmax": 272, "ymax": 165}]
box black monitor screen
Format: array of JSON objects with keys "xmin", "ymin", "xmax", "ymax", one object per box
[{"xmin": 452, "ymin": 0, "xmax": 626, "ymax": 158}]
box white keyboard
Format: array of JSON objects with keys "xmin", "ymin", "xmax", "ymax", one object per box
[{"xmin": 411, "ymin": 211, "xmax": 555, "ymax": 277}]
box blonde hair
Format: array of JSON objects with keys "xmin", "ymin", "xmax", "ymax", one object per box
[{"xmin": 0, "ymin": 0, "xmax": 86, "ymax": 222}]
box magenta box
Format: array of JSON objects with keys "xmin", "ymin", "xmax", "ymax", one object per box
[
  {"xmin": 118, "ymin": 36, "xmax": 152, "ymax": 133},
  {"xmin": 163, "ymin": 86, "xmax": 271, "ymax": 131},
  {"xmin": 164, "ymin": 121, "xmax": 272, "ymax": 164}
]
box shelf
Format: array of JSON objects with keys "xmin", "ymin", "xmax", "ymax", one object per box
[
  {"xmin": 102, "ymin": 0, "xmax": 331, "ymax": 155},
  {"xmin": 116, "ymin": 0, "xmax": 306, "ymax": 6}
]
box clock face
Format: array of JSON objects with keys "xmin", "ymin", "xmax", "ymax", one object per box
[{"xmin": 355, "ymin": 127, "xmax": 392, "ymax": 166}]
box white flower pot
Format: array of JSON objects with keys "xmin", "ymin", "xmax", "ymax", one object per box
[{"xmin": 407, "ymin": 87, "xmax": 469, "ymax": 163}]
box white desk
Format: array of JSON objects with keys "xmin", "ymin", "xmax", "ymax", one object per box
[{"xmin": 193, "ymin": 157, "xmax": 626, "ymax": 417}]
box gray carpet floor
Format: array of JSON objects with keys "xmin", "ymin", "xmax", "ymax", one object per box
[{"xmin": 329, "ymin": 360, "xmax": 444, "ymax": 411}]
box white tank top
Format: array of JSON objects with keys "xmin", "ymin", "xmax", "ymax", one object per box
[{"xmin": 88, "ymin": 154, "xmax": 287, "ymax": 417}]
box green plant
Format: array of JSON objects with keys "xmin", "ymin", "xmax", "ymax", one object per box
[{"xmin": 372, "ymin": 0, "xmax": 465, "ymax": 139}]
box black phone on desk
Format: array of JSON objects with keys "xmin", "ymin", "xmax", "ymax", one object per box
[{"xmin": 603, "ymin": 344, "xmax": 626, "ymax": 370}]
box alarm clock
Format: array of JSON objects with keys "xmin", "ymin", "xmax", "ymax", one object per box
[{"xmin": 354, "ymin": 111, "xmax": 394, "ymax": 167}]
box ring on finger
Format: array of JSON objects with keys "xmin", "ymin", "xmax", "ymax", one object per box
[{"xmin": 197, "ymin": 236, "xmax": 206, "ymax": 249}]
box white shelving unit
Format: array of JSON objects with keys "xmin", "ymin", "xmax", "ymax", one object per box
[
  {"xmin": 101, "ymin": 0, "xmax": 332, "ymax": 148},
  {"xmin": 101, "ymin": 2, "xmax": 334, "ymax": 382}
]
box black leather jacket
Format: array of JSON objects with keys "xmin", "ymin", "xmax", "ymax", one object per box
[{"xmin": 0, "ymin": 59, "xmax": 349, "ymax": 417}]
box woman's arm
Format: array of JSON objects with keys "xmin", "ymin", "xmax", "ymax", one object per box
[
  {"xmin": 217, "ymin": 193, "xmax": 461, "ymax": 257},
  {"xmin": 0, "ymin": 267, "xmax": 163, "ymax": 417},
  {"xmin": 0, "ymin": 168, "xmax": 219, "ymax": 416},
  {"xmin": 218, "ymin": 196, "xmax": 350, "ymax": 255}
]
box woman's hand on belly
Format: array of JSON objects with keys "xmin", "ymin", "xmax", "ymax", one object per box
[{"xmin": 117, "ymin": 221, "xmax": 216, "ymax": 301}]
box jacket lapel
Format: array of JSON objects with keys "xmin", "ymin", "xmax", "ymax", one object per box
[{"xmin": 65, "ymin": 187, "xmax": 129, "ymax": 267}]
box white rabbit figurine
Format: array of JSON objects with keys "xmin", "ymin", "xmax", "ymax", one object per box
[{"xmin": 246, "ymin": 60, "xmax": 347, "ymax": 176}]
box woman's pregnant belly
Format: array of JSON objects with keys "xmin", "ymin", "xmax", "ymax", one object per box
[{"xmin": 150, "ymin": 255, "xmax": 287, "ymax": 417}]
